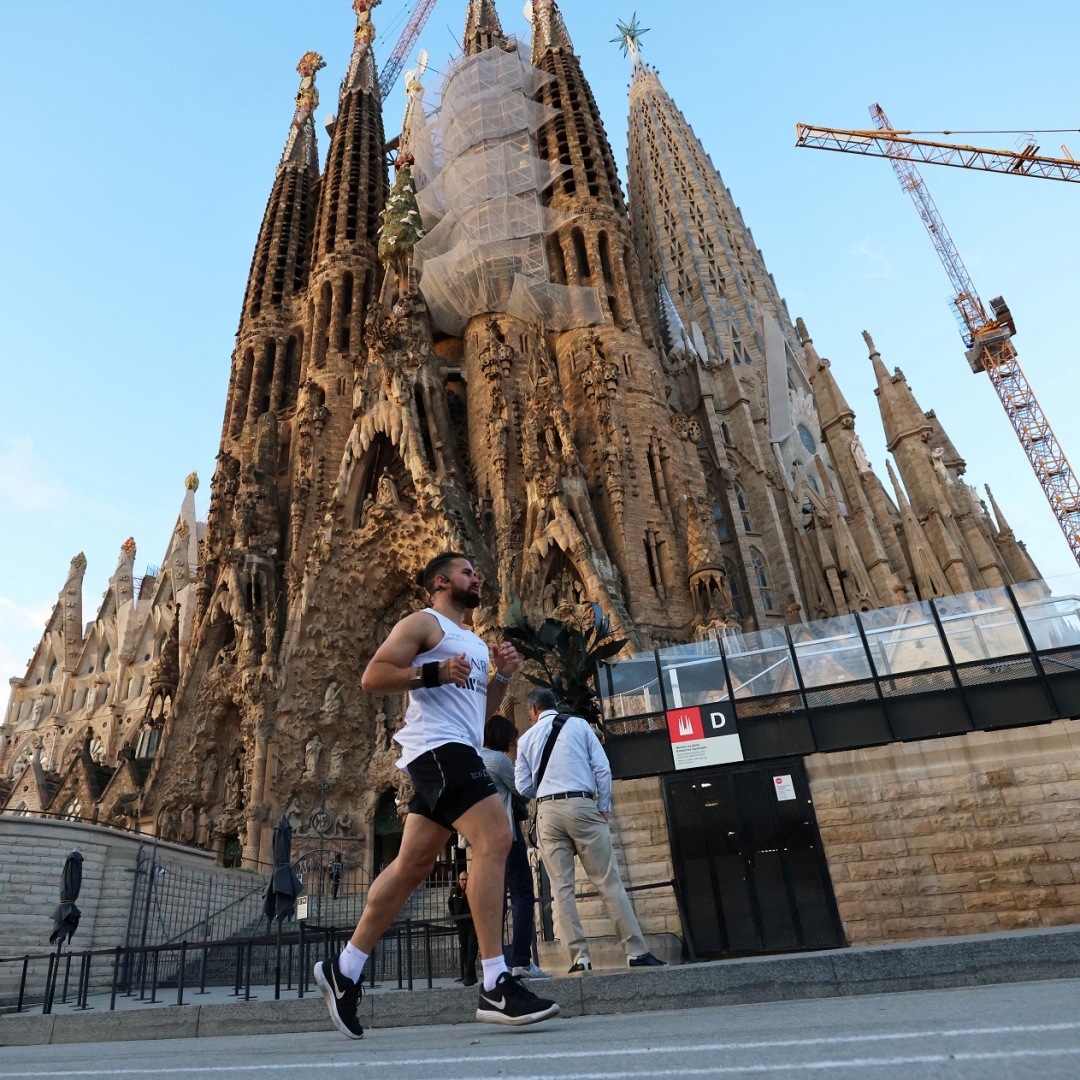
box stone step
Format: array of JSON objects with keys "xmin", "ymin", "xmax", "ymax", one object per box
[{"xmin": 3, "ymin": 924, "xmax": 1079, "ymax": 1047}]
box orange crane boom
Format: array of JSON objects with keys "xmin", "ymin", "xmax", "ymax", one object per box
[
  {"xmin": 379, "ymin": 0, "xmax": 440, "ymax": 102},
  {"xmin": 796, "ymin": 123, "xmax": 1080, "ymax": 184},
  {"xmin": 797, "ymin": 103, "xmax": 1080, "ymax": 566}
]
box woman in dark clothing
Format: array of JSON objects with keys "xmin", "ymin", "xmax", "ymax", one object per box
[{"xmin": 482, "ymin": 714, "xmax": 550, "ymax": 979}]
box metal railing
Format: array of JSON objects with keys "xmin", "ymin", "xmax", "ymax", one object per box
[{"xmin": 1, "ymin": 916, "xmax": 463, "ymax": 1015}]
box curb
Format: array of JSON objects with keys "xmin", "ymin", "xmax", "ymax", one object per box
[{"xmin": 3, "ymin": 925, "xmax": 1079, "ymax": 1047}]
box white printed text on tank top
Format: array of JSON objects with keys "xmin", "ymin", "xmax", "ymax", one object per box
[{"xmin": 393, "ymin": 608, "xmax": 490, "ymax": 770}]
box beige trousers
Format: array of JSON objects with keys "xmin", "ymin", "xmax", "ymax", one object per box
[{"xmin": 536, "ymin": 796, "xmax": 647, "ymax": 965}]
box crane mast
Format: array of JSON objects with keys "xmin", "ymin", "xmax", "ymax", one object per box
[
  {"xmin": 379, "ymin": 0, "xmax": 439, "ymax": 102},
  {"xmin": 866, "ymin": 103, "xmax": 1080, "ymax": 566}
]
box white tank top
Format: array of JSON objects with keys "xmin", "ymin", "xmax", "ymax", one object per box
[{"xmin": 394, "ymin": 608, "xmax": 491, "ymax": 769}]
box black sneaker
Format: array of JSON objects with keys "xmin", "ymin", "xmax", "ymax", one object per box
[
  {"xmin": 476, "ymin": 971, "xmax": 559, "ymax": 1026},
  {"xmin": 628, "ymin": 951, "xmax": 667, "ymax": 968},
  {"xmin": 314, "ymin": 957, "xmax": 364, "ymax": 1040}
]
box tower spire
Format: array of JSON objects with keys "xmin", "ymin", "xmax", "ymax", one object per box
[
  {"xmin": 282, "ymin": 51, "xmax": 325, "ymax": 170},
  {"xmin": 464, "ymin": 0, "xmax": 506, "ymax": 55},
  {"xmin": 344, "ymin": 0, "xmax": 382, "ymax": 96},
  {"xmin": 612, "ymin": 13, "xmax": 650, "ymax": 69},
  {"xmin": 530, "ymin": 0, "xmax": 574, "ymax": 60}
]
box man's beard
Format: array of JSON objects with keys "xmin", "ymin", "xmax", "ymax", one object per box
[{"xmin": 451, "ymin": 584, "xmax": 481, "ymax": 609}]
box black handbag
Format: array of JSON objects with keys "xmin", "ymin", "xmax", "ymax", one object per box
[{"xmin": 526, "ymin": 713, "xmax": 569, "ymax": 848}]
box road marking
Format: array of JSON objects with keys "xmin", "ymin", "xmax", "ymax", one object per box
[{"xmin": 2, "ymin": 1024, "xmax": 1080, "ymax": 1077}]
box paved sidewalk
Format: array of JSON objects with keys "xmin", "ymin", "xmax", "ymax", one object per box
[
  {"xmin": 3, "ymin": 924, "xmax": 1079, "ymax": 1047},
  {"xmin": 3, "ymin": 980, "xmax": 1080, "ymax": 1079}
]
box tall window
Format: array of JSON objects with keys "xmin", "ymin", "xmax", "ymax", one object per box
[
  {"xmin": 750, "ymin": 548, "xmax": 775, "ymax": 613},
  {"xmin": 100, "ymin": 645, "xmax": 111, "ymax": 670},
  {"xmin": 733, "ymin": 483, "xmax": 753, "ymax": 533},
  {"xmin": 724, "ymin": 557, "xmax": 746, "ymax": 622},
  {"xmin": 797, "ymin": 424, "xmax": 817, "ymax": 455},
  {"xmin": 48, "ymin": 660, "xmax": 58, "ymax": 683}
]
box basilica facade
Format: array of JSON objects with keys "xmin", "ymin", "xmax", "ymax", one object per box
[{"xmin": 2, "ymin": 0, "xmax": 1039, "ymax": 890}]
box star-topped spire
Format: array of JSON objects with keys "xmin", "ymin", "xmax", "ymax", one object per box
[{"xmin": 612, "ymin": 13, "xmax": 649, "ymax": 64}]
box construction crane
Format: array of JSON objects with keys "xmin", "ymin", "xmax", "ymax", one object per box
[
  {"xmin": 795, "ymin": 123, "xmax": 1080, "ymax": 184},
  {"xmin": 379, "ymin": 0, "xmax": 440, "ymax": 102},
  {"xmin": 795, "ymin": 103, "xmax": 1080, "ymax": 567}
]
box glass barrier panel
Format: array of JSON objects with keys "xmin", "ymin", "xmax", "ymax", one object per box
[
  {"xmin": 600, "ymin": 655, "xmax": 662, "ymax": 720},
  {"xmin": 721, "ymin": 626, "xmax": 798, "ymax": 699},
  {"xmin": 1012, "ymin": 581, "xmax": 1080, "ymax": 651},
  {"xmin": 789, "ymin": 615, "xmax": 874, "ymax": 688},
  {"xmin": 932, "ymin": 589, "xmax": 1028, "ymax": 662},
  {"xmin": 657, "ymin": 638, "xmax": 729, "ymax": 709},
  {"xmin": 858, "ymin": 602, "xmax": 949, "ymax": 675}
]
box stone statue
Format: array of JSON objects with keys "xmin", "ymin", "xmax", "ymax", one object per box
[
  {"xmin": 28, "ymin": 696, "xmax": 45, "ymax": 729},
  {"xmin": 320, "ymin": 681, "xmax": 343, "ymax": 727},
  {"xmin": 200, "ymin": 753, "xmax": 219, "ymax": 798},
  {"xmin": 304, "ymin": 733, "xmax": 323, "ymax": 778},
  {"xmin": 374, "ymin": 710, "xmax": 390, "ymax": 752},
  {"xmin": 181, "ymin": 804, "xmax": 196, "ymax": 844},
  {"xmin": 931, "ymin": 447, "xmax": 950, "ymax": 483},
  {"xmin": 375, "ymin": 469, "xmax": 401, "ymax": 507},
  {"xmin": 850, "ymin": 435, "xmax": 872, "ymax": 474},
  {"xmin": 329, "ymin": 744, "xmax": 346, "ymax": 780},
  {"xmin": 224, "ymin": 763, "xmax": 241, "ymax": 809}
]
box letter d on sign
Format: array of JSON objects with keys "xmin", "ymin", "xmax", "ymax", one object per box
[{"xmin": 709, "ymin": 711, "xmax": 727, "ymax": 730}]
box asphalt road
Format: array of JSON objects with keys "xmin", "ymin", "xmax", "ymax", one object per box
[{"xmin": 2, "ymin": 979, "xmax": 1078, "ymax": 1079}]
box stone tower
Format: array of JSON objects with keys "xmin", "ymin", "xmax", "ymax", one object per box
[
  {"xmin": 622, "ymin": 31, "xmax": 1035, "ymax": 620},
  {"xmin": 142, "ymin": 15, "xmax": 390, "ymax": 864},
  {"xmin": 528, "ymin": 0, "xmax": 724, "ymax": 641}
]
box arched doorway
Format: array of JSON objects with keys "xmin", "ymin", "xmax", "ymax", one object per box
[{"xmin": 372, "ymin": 790, "xmax": 404, "ymax": 876}]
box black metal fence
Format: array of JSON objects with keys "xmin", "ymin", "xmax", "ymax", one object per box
[{"xmin": 2, "ymin": 916, "xmax": 463, "ymax": 1015}]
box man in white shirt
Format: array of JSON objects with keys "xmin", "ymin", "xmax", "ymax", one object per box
[{"xmin": 516, "ymin": 687, "xmax": 665, "ymax": 973}]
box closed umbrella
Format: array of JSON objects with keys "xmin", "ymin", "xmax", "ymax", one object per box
[
  {"xmin": 45, "ymin": 850, "xmax": 83, "ymax": 1013},
  {"xmin": 49, "ymin": 850, "xmax": 83, "ymax": 945},
  {"xmin": 263, "ymin": 817, "xmax": 302, "ymax": 926},
  {"xmin": 263, "ymin": 816, "xmax": 302, "ymax": 1000}
]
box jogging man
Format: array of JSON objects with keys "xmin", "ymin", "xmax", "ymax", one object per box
[{"xmin": 314, "ymin": 553, "xmax": 559, "ymax": 1038}]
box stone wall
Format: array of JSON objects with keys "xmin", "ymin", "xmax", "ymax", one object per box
[
  {"xmin": 807, "ymin": 718, "xmax": 1080, "ymax": 945},
  {"xmin": 0, "ymin": 817, "xmax": 224, "ymax": 1007},
  {"xmin": 560, "ymin": 776, "xmax": 683, "ymax": 961}
]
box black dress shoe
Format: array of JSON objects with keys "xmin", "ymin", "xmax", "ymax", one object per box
[
  {"xmin": 628, "ymin": 952, "xmax": 667, "ymax": 968},
  {"xmin": 462, "ymin": 976, "xmax": 478, "ymax": 986},
  {"xmin": 568, "ymin": 959, "xmax": 593, "ymax": 974}
]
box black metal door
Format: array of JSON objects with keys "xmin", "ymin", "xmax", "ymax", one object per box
[{"xmin": 663, "ymin": 759, "xmax": 844, "ymax": 958}]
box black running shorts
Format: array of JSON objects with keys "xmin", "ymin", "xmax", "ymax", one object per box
[{"xmin": 406, "ymin": 742, "xmax": 498, "ymax": 830}]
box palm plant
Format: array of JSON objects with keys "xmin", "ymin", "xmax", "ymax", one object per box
[{"xmin": 502, "ymin": 600, "xmax": 626, "ymax": 728}]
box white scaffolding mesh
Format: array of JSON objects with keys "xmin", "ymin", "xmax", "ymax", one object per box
[{"xmin": 411, "ymin": 42, "xmax": 604, "ymax": 336}]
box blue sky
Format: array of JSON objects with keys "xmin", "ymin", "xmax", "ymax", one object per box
[{"xmin": 2, "ymin": 1, "xmax": 1078, "ymax": 713}]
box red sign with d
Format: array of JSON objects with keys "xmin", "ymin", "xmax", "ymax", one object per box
[{"xmin": 666, "ymin": 707, "xmax": 704, "ymax": 743}]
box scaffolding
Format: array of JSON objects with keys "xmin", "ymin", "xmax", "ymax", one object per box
[{"xmin": 410, "ymin": 40, "xmax": 604, "ymax": 335}]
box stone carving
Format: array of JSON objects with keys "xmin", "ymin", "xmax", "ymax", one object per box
[
  {"xmin": 181, "ymin": 804, "xmax": 196, "ymax": 844},
  {"xmin": 850, "ymin": 434, "xmax": 872, "ymax": 474},
  {"xmin": 224, "ymin": 763, "xmax": 241, "ymax": 810},
  {"xmin": 329, "ymin": 744, "xmax": 346, "ymax": 780},
  {"xmin": 304, "ymin": 734, "xmax": 323, "ymax": 779},
  {"xmin": 200, "ymin": 753, "xmax": 219, "ymax": 798},
  {"xmin": 320, "ymin": 681, "xmax": 343, "ymax": 727}
]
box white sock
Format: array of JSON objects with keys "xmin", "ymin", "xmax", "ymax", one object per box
[
  {"xmin": 338, "ymin": 942, "xmax": 368, "ymax": 984},
  {"xmin": 481, "ymin": 956, "xmax": 509, "ymax": 992}
]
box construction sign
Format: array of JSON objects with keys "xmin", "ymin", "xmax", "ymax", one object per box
[{"xmin": 665, "ymin": 703, "xmax": 744, "ymax": 771}]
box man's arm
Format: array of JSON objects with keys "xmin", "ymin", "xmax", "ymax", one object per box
[
  {"xmin": 585, "ymin": 723, "xmax": 613, "ymax": 814},
  {"xmin": 361, "ymin": 612, "xmax": 469, "ymax": 694},
  {"xmin": 515, "ymin": 730, "xmax": 538, "ymax": 800},
  {"xmin": 484, "ymin": 641, "xmax": 522, "ymax": 718}
]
